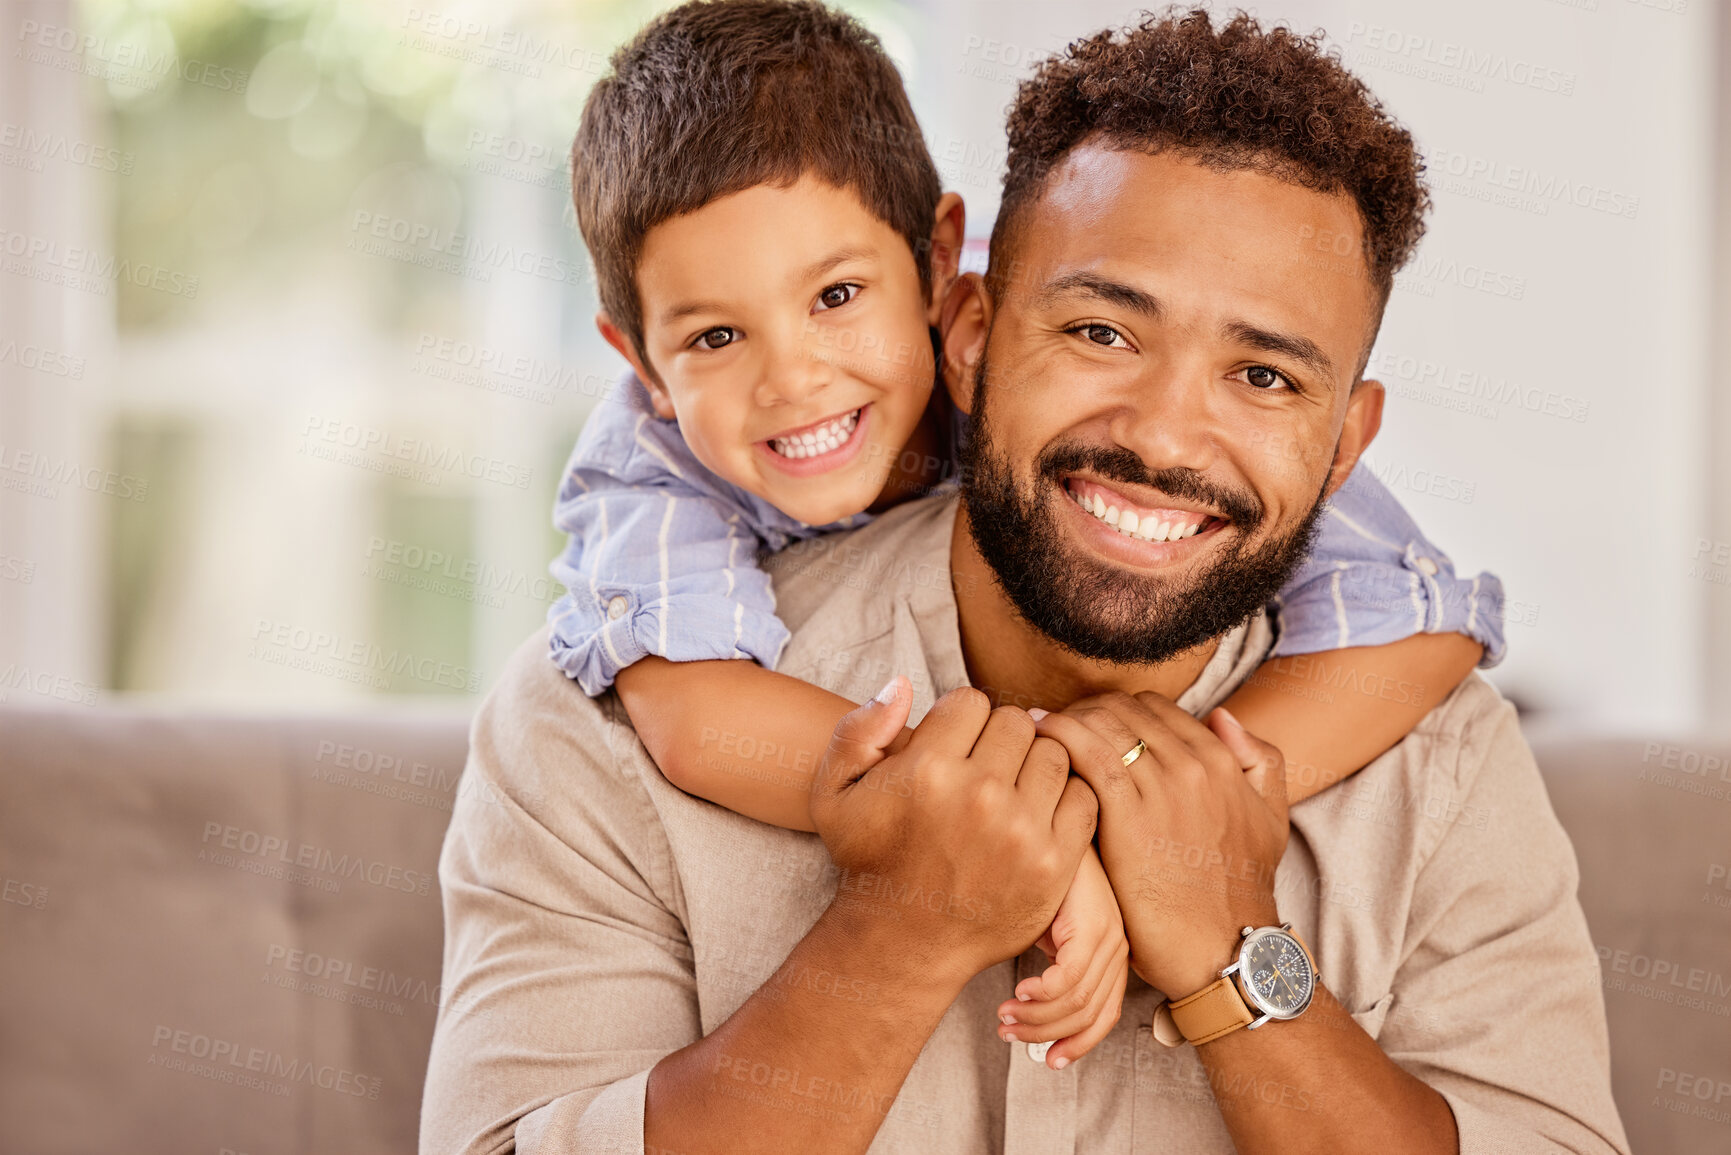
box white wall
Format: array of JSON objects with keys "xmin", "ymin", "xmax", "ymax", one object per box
[{"xmin": 905, "ymin": 0, "xmax": 1717, "ymax": 734}]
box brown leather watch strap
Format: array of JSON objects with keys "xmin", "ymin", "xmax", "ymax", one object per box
[{"xmin": 1167, "ymin": 975, "xmax": 1256, "ymax": 1045}]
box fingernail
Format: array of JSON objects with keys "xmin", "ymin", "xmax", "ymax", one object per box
[
  {"xmin": 1000, "ymin": 1013, "xmax": 1017, "ymax": 1025},
  {"xmin": 1215, "ymin": 706, "xmax": 1244, "ymax": 731},
  {"xmin": 1052, "ymin": 1056, "xmax": 1070, "ymax": 1070},
  {"xmin": 1015, "ymin": 991, "xmax": 1032, "ymax": 1002},
  {"xmin": 873, "ymin": 677, "xmax": 901, "ymax": 706},
  {"xmin": 1003, "ymin": 1031, "xmax": 1018, "ymax": 1043},
  {"xmin": 1027, "ymin": 707, "xmax": 1048, "ymax": 721}
]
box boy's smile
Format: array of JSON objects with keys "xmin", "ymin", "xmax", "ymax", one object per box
[{"xmin": 602, "ymin": 175, "xmax": 947, "ymax": 526}]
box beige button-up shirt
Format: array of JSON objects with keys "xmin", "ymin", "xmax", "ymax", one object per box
[{"xmin": 421, "ymin": 494, "xmax": 1629, "ymax": 1155}]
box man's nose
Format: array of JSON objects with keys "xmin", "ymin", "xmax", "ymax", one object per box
[
  {"xmin": 754, "ymin": 331, "xmax": 833, "ymax": 408},
  {"xmin": 1110, "ymin": 372, "xmax": 1222, "ymax": 474}
]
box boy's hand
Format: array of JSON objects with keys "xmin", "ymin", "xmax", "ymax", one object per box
[{"xmin": 994, "ymin": 847, "xmax": 1129, "ymax": 1070}]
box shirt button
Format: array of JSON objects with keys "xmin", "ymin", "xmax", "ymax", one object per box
[
  {"xmin": 1414, "ymin": 557, "xmax": 1439, "ymax": 576},
  {"xmin": 606, "ymin": 596, "xmax": 628, "ymax": 620},
  {"xmin": 1026, "ymin": 1040, "xmax": 1052, "ymax": 1064}
]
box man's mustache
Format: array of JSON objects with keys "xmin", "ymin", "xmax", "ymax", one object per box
[{"xmin": 1035, "ymin": 441, "xmax": 1264, "ymax": 528}]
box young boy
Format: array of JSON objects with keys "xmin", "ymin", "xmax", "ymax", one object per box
[{"xmin": 549, "ymin": 0, "xmax": 1503, "ymax": 1071}]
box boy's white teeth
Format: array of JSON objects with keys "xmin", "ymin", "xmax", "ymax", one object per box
[
  {"xmin": 769, "ymin": 408, "xmax": 860, "ymax": 459},
  {"xmin": 1071, "ymin": 486, "xmax": 1206, "ymax": 542}
]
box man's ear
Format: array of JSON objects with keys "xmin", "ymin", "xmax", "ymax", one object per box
[
  {"xmin": 923, "ymin": 192, "xmax": 967, "ymax": 327},
  {"xmin": 938, "ymin": 271, "xmax": 993, "ymax": 416},
  {"xmin": 1326, "ymin": 378, "xmax": 1385, "ymax": 497},
  {"xmin": 596, "ymin": 312, "xmax": 676, "ymax": 420}
]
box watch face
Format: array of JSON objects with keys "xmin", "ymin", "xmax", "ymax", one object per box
[{"xmin": 1240, "ymin": 930, "xmax": 1315, "ymax": 1018}]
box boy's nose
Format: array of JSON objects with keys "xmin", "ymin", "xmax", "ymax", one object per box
[{"xmin": 754, "ymin": 340, "xmax": 833, "ymax": 408}]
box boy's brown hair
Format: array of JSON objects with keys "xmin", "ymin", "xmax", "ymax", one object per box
[
  {"xmin": 572, "ymin": 0, "xmax": 942, "ymax": 374},
  {"xmin": 991, "ymin": 7, "xmax": 1429, "ymax": 313}
]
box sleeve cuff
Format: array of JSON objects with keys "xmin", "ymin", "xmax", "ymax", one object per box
[
  {"xmin": 515, "ymin": 1068, "xmax": 650, "ymax": 1155},
  {"xmin": 1271, "ymin": 558, "xmax": 1508, "ymax": 669},
  {"xmin": 547, "ymin": 590, "xmax": 793, "ymax": 696},
  {"xmin": 1440, "ymin": 1085, "xmax": 1624, "ymax": 1155}
]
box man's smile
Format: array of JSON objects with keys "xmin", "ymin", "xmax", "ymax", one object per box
[{"xmin": 1058, "ymin": 475, "xmax": 1229, "ymax": 566}]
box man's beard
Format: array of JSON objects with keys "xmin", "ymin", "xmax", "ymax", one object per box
[{"xmin": 959, "ymin": 356, "xmax": 1332, "ymax": 666}]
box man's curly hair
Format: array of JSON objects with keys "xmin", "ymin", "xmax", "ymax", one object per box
[{"xmin": 990, "ymin": 8, "xmax": 1429, "ymax": 309}]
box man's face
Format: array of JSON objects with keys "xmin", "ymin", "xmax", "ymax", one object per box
[{"xmin": 955, "ymin": 145, "xmax": 1384, "ymax": 664}]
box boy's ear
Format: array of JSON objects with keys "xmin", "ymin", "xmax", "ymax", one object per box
[
  {"xmin": 938, "ymin": 271, "xmax": 993, "ymax": 417},
  {"xmin": 596, "ymin": 312, "xmax": 676, "ymax": 420},
  {"xmin": 923, "ymin": 192, "xmax": 967, "ymax": 327},
  {"xmin": 1326, "ymin": 379, "xmax": 1385, "ymax": 497}
]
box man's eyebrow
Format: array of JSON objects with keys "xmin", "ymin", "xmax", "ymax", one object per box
[
  {"xmin": 658, "ymin": 245, "xmax": 878, "ymax": 325},
  {"xmin": 1220, "ymin": 319, "xmax": 1338, "ymax": 383},
  {"xmin": 1033, "ymin": 271, "xmax": 1163, "ymax": 319}
]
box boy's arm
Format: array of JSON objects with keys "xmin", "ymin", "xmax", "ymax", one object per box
[
  {"xmin": 1224, "ymin": 633, "xmax": 1482, "ymax": 803},
  {"xmin": 547, "ymin": 373, "xmax": 802, "ymax": 698},
  {"xmin": 1246, "ymin": 466, "xmax": 1506, "ymax": 802},
  {"xmin": 617, "ymin": 657, "xmax": 910, "ymax": 832}
]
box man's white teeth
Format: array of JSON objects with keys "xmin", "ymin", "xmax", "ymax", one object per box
[
  {"xmin": 1072, "ymin": 487, "xmax": 1205, "ymax": 542},
  {"xmin": 770, "ymin": 409, "xmax": 860, "ymax": 459}
]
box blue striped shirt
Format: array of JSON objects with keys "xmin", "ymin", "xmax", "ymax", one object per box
[{"xmin": 548, "ymin": 373, "xmax": 1506, "ymax": 695}]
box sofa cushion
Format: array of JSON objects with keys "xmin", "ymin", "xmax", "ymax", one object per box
[{"xmin": 0, "ymin": 704, "xmax": 467, "ymax": 1155}]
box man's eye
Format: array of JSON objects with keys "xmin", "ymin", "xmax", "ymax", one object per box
[
  {"xmin": 1072, "ymin": 323, "xmax": 1128, "ymax": 348},
  {"xmin": 695, "ymin": 328, "xmax": 738, "ymax": 350},
  {"xmin": 1244, "ymin": 365, "xmax": 1293, "ymax": 391},
  {"xmin": 814, "ymin": 283, "xmax": 860, "ymax": 311}
]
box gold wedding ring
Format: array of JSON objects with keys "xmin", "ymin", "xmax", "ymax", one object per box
[{"xmin": 1121, "ymin": 739, "xmax": 1146, "ymax": 767}]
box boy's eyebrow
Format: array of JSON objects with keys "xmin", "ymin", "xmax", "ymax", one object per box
[
  {"xmin": 795, "ymin": 244, "xmax": 878, "ymax": 286},
  {"xmin": 657, "ymin": 245, "xmax": 881, "ymax": 326}
]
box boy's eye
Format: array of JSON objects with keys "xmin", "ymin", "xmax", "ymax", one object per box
[
  {"xmin": 814, "ymin": 283, "xmax": 860, "ymax": 311},
  {"xmin": 1243, "ymin": 365, "xmax": 1293, "ymax": 391},
  {"xmin": 695, "ymin": 327, "xmax": 738, "ymax": 350},
  {"xmin": 1070, "ymin": 322, "xmax": 1129, "ymax": 349}
]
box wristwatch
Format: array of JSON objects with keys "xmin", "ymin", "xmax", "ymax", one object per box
[{"xmin": 1165, "ymin": 923, "xmax": 1319, "ymax": 1046}]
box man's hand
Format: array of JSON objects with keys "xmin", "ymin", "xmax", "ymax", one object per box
[
  {"xmin": 809, "ymin": 677, "xmax": 1101, "ymax": 991},
  {"xmin": 1032, "ymin": 692, "xmax": 1288, "ymax": 998}
]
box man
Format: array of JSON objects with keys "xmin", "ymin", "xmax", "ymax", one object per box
[{"xmin": 420, "ymin": 11, "xmax": 1628, "ymax": 1154}]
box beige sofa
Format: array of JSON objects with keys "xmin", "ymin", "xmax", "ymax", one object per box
[{"xmin": 1, "ymin": 703, "xmax": 1726, "ymax": 1154}]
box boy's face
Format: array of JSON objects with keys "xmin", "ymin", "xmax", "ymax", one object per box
[{"xmin": 613, "ymin": 176, "xmax": 940, "ymax": 526}]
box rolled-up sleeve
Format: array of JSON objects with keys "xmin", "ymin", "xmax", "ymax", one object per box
[
  {"xmin": 545, "ymin": 377, "xmax": 797, "ymax": 696},
  {"xmin": 1375, "ymin": 699, "xmax": 1629, "ymax": 1154},
  {"xmin": 419, "ymin": 639, "xmax": 697, "ymax": 1155},
  {"xmin": 1272, "ymin": 466, "xmax": 1508, "ymax": 667}
]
